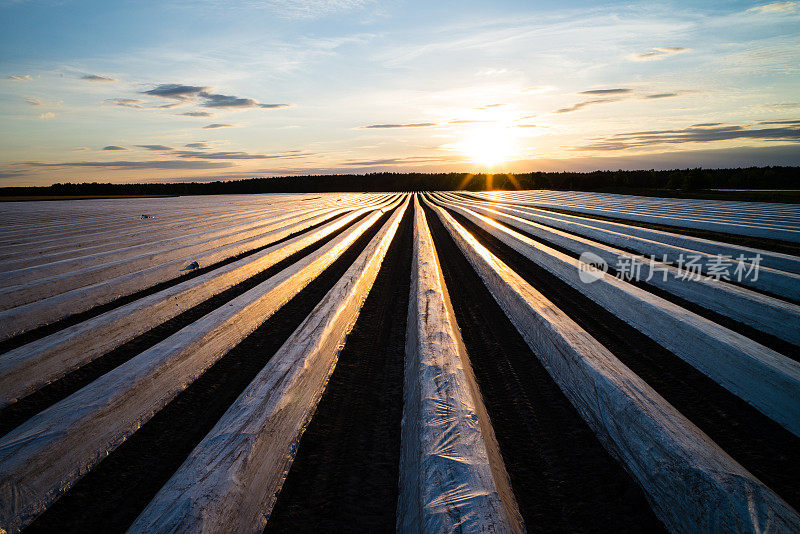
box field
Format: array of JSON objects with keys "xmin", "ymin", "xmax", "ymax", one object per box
[{"xmin": 0, "ymin": 191, "xmax": 798, "ymax": 533}]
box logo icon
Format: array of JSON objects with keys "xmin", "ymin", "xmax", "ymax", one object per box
[{"xmin": 578, "ymin": 251, "xmax": 608, "ymax": 284}]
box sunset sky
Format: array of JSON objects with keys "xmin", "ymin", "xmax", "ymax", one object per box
[{"xmin": 1, "ymin": 0, "xmax": 799, "ymax": 185}]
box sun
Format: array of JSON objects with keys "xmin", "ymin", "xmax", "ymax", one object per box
[{"xmin": 455, "ymin": 126, "xmax": 519, "ymax": 168}]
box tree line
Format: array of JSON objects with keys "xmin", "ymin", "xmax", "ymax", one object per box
[{"xmin": 3, "ymin": 167, "xmax": 799, "ymax": 196}]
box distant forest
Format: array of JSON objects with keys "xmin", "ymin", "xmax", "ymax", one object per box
[{"xmin": 3, "ymin": 166, "xmax": 799, "ymax": 197}]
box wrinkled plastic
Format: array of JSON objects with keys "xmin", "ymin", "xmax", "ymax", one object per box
[
  {"xmin": 397, "ymin": 197, "xmax": 524, "ymax": 534},
  {"xmin": 434, "ymin": 193, "xmax": 800, "ymax": 345},
  {"xmin": 440, "ymin": 199, "xmax": 800, "ymax": 438},
  {"xmin": 469, "ymin": 189, "xmax": 800, "ymax": 243},
  {"xmin": 438, "ymin": 191, "xmax": 800, "ymax": 301},
  {"xmin": 426, "ymin": 196, "xmax": 800, "ymax": 533},
  {"xmin": 0, "ymin": 200, "xmax": 395, "ymax": 410},
  {"xmin": 128, "ymin": 197, "xmax": 409, "ymax": 534},
  {"xmin": 0, "ymin": 199, "xmax": 401, "ymax": 534}
]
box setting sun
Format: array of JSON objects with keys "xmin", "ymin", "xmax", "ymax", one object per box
[{"xmin": 455, "ymin": 126, "xmax": 520, "ymax": 168}]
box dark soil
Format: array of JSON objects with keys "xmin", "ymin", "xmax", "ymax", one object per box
[
  {"xmin": 0, "ymin": 211, "xmax": 371, "ymax": 438},
  {"xmin": 265, "ymin": 203, "xmax": 413, "ymax": 533},
  {"xmin": 422, "ymin": 201, "xmax": 666, "ymax": 533},
  {"xmin": 456, "ymin": 193, "xmax": 800, "ymax": 256},
  {"xmin": 533, "ymin": 205, "xmax": 800, "ymax": 257},
  {"xmin": 0, "ymin": 209, "xmax": 358, "ymax": 355},
  {"xmin": 23, "ymin": 208, "xmax": 394, "ymax": 534},
  {"xmin": 439, "ymin": 202, "xmax": 800, "ymax": 512},
  {"xmin": 501, "ymin": 204, "xmax": 800, "ymax": 308},
  {"xmin": 474, "ymin": 211, "xmax": 800, "ymax": 358}
]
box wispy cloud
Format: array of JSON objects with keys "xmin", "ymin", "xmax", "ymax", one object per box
[
  {"xmin": 38, "ymin": 112, "xmax": 55, "ymax": 120},
  {"xmin": 580, "ymin": 123, "xmax": 800, "ymax": 150},
  {"xmin": 180, "ymin": 111, "xmax": 214, "ymax": 117},
  {"xmin": 644, "ymin": 92, "xmax": 680, "ymax": 99},
  {"xmin": 141, "ymin": 84, "xmax": 289, "ymax": 109},
  {"xmin": 185, "ymin": 142, "xmax": 211, "ymax": 149},
  {"xmin": 143, "ymin": 84, "xmax": 208, "ymax": 100},
  {"xmin": 171, "ymin": 150, "xmax": 311, "ymax": 160},
  {"xmin": 340, "ymin": 155, "xmax": 455, "ymax": 166},
  {"xmin": 25, "ymin": 160, "xmax": 233, "ymax": 170},
  {"xmin": 105, "ymin": 98, "xmax": 145, "ymax": 108},
  {"xmin": 555, "ymin": 98, "xmax": 617, "ymax": 113},
  {"xmin": 556, "ymin": 88, "xmax": 685, "ymax": 113},
  {"xmin": 204, "ymin": 0, "xmax": 374, "ymax": 20},
  {"xmin": 6, "ymin": 75, "xmax": 32, "ymax": 81},
  {"xmin": 82, "ymin": 74, "xmax": 117, "ymax": 82},
  {"xmin": 157, "ymin": 102, "xmax": 184, "ymax": 109},
  {"xmin": 26, "ymin": 97, "xmax": 62, "ymax": 108},
  {"xmin": 523, "ymin": 86, "xmax": 554, "ymax": 94},
  {"xmin": 0, "ymin": 171, "xmax": 31, "ymax": 179},
  {"xmin": 361, "ymin": 122, "xmax": 437, "ymax": 129},
  {"xmin": 198, "ymin": 92, "xmax": 289, "ymax": 109},
  {"xmin": 103, "ymin": 145, "xmax": 127, "ymax": 150},
  {"xmin": 758, "ymin": 119, "xmax": 800, "ymax": 125},
  {"xmin": 631, "ymin": 46, "xmax": 689, "ymax": 62},
  {"xmin": 136, "ymin": 145, "xmax": 174, "ymax": 151},
  {"xmin": 747, "ymin": 2, "xmax": 797, "ymax": 14},
  {"xmin": 203, "ymin": 123, "xmax": 235, "ymax": 129},
  {"xmin": 579, "ymin": 88, "xmax": 632, "ymax": 95}
]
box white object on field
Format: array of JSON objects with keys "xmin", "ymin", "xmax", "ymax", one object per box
[
  {"xmin": 128, "ymin": 197, "xmax": 409, "ymax": 534},
  {"xmin": 0, "ymin": 202, "xmax": 394, "ymax": 409},
  {"xmin": 0, "ymin": 199, "xmax": 393, "ymax": 340},
  {"xmin": 0, "ymin": 205, "xmax": 393, "ymax": 534}
]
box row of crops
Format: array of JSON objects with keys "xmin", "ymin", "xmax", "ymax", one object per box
[{"xmin": 0, "ymin": 191, "xmax": 798, "ymax": 533}]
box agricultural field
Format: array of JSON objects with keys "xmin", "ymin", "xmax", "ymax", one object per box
[{"xmin": 0, "ymin": 191, "xmax": 798, "ymax": 533}]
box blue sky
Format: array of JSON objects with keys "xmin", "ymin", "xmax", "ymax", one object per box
[{"xmin": 1, "ymin": 0, "xmax": 799, "ymax": 185}]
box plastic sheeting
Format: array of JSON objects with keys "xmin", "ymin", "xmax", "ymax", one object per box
[
  {"xmin": 0, "ymin": 201, "xmax": 394, "ymax": 409},
  {"xmin": 128, "ymin": 197, "xmax": 409, "ymax": 534},
  {"xmin": 425, "ymin": 196, "xmax": 800, "ymax": 533},
  {"xmin": 0, "ymin": 200, "xmax": 390, "ymax": 340},
  {"xmin": 439, "ymin": 199, "xmax": 800, "ymax": 438},
  {"xmin": 468, "ymin": 190, "xmax": 800, "ymax": 243},
  {"xmin": 0, "ymin": 201, "xmax": 400, "ymax": 534},
  {"xmin": 397, "ymin": 197, "xmax": 524, "ymax": 533},
  {"xmin": 438, "ymin": 191, "xmax": 800, "ymax": 306}
]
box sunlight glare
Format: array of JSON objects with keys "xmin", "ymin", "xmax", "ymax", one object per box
[{"xmin": 456, "ymin": 126, "xmax": 519, "ymax": 168}]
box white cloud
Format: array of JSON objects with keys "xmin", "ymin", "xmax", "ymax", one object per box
[
  {"xmin": 178, "ymin": 0, "xmax": 373, "ymax": 19},
  {"xmin": 630, "ymin": 46, "xmax": 689, "ymax": 61},
  {"xmin": 747, "ymin": 2, "xmax": 797, "ymax": 14}
]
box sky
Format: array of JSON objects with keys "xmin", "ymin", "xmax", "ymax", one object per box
[{"xmin": 0, "ymin": 0, "xmax": 799, "ymax": 186}]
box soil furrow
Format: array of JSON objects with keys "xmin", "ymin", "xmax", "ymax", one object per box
[
  {"xmin": 22, "ymin": 208, "xmax": 394, "ymax": 534},
  {"xmin": 442, "ymin": 204, "xmax": 800, "ymax": 512},
  {"xmin": 0, "ymin": 211, "xmax": 350, "ymax": 355},
  {"xmin": 454, "ymin": 193, "xmax": 800, "ymax": 256},
  {"xmin": 459, "ymin": 208, "xmax": 800, "ymax": 358},
  {"xmin": 0, "ymin": 211, "xmax": 371, "ymax": 438},
  {"xmin": 265, "ymin": 203, "xmax": 413, "ymax": 533},
  {"xmin": 422, "ymin": 201, "xmax": 665, "ymax": 533}
]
